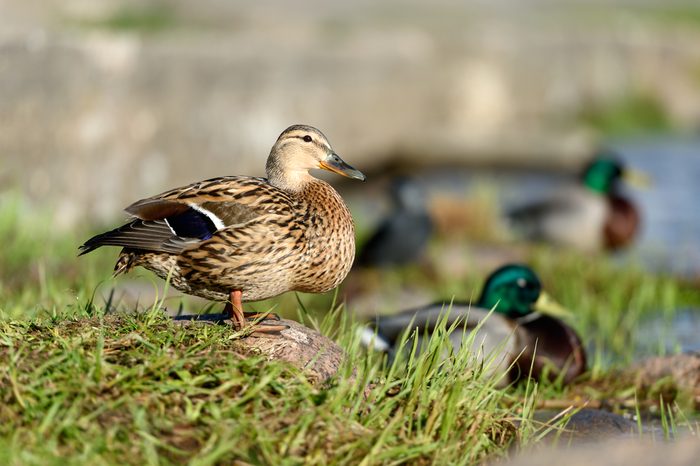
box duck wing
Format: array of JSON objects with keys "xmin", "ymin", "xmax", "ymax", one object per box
[
  {"xmin": 79, "ymin": 176, "xmax": 290, "ymax": 255},
  {"xmin": 506, "ymin": 197, "xmax": 579, "ymax": 240},
  {"xmin": 370, "ymin": 302, "xmax": 488, "ymax": 346}
]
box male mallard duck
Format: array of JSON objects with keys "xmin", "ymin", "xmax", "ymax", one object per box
[
  {"xmin": 360, "ymin": 264, "xmax": 586, "ymax": 385},
  {"xmin": 356, "ymin": 176, "xmax": 433, "ymax": 268},
  {"xmin": 506, "ymin": 154, "xmax": 646, "ymax": 251},
  {"xmin": 80, "ymin": 124, "xmax": 365, "ymax": 332}
]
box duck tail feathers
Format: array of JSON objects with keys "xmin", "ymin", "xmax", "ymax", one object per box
[{"xmin": 357, "ymin": 325, "xmax": 391, "ymax": 352}]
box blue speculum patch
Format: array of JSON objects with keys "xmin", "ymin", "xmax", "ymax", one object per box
[{"xmin": 167, "ymin": 209, "xmax": 217, "ymax": 240}]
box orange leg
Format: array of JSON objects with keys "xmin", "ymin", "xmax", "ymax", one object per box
[
  {"xmin": 223, "ymin": 290, "xmax": 246, "ymax": 330},
  {"xmin": 224, "ymin": 290, "xmax": 287, "ymax": 334}
]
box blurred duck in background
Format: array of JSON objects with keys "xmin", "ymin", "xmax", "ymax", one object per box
[
  {"xmin": 506, "ymin": 154, "xmax": 648, "ymax": 252},
  {"xmin": 359, "ymin": 264, "xmax": 586, "ymax": 386},
  {"xmin": 355, "ymin": 176, "xmax": 433, "ymax": 268}
]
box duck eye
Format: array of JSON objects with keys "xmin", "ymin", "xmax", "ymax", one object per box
[
  {"xmin": 516, "ymin": 278, "xmax": 527, "ymax": 288},
  {"xmin": 303, "ymin": 135, "xmax": 313, "ymax": 143}
]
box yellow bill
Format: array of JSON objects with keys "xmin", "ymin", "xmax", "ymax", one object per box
[
  {"xmin": 622, "ymin": 168, "xmax": 652, "ymax": 189},
  {"xmin": 319, "ymin": 152, "xmax": 366, "ymax": 181},
  {"xmin": 533, "ymin": 292, "xmax": 573, "ymax": 319}
]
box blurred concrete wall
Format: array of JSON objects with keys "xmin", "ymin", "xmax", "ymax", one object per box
[{"xmin": 1, "ymin": 0, "xmax": 700, "ymax": 226}]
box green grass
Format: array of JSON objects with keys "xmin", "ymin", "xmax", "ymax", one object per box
[
  {"xmin": 0, "ymin": 295, "xmax": 540, "ymax": 464},
  {"xmin": 528, "ymin": 248, "xmax": 699, "ymax": 370},
  {"xmin": 2, "ymin": 191, "xmax": 700, "ymax": 463}
]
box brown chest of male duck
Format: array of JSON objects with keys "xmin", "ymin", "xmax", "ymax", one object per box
[{"xmin": 80, "ymin": 125, "xmax": 365, "ymax": 332}]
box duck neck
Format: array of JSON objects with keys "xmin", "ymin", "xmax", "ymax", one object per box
[
  {"xmin": 267, "ymin": 168, "xmax": 316, "ymax": 193},
  {"xmin": 476, "ymin": 293, "xmax": 530, "ymax": 319},
  {"xmin": 583, "ymin": 177, "xmax": 614, "ymax": 195},
  {"xmin": 513, "ymin": 311, "xmax": 542, "ymax": 324}
]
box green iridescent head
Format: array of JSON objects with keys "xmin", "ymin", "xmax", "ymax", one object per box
[
  {"xmin": 477, "ymin": 264, "xmax": 542, "ymax": 318},
  {"xmin": 477, "ymin": 264, "xmax": 571, "ymax": 319},
  {"xmin": 581, "ymin": 155, "xmax": 623, "ymax": 194}
]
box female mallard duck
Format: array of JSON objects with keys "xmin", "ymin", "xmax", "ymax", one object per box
[
  {"xmin": 360, "ymin": 264, "xmax": 586, "ymax": 385},
  {"xmin": 506, "ymin": 154, "xmax": 646, "ymax": 251},
  {"xmin": 356, "ymin": 176, "xmax": 433, "ymax": 268},
  {"xmin": 80, "ymin": 124, "xmax": 365, "ymax": 332}
]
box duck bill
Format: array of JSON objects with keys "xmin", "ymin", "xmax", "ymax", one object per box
[
  {"xmin": 623, "ymin": 169, "xmax": 652, "ymax": 189},
  {"xmin": 533, "ymin": 292, "xmax": 573, "ymax": 319},
  {"xmin": 319, "ymin": 153, "xmax": 366, "ymax": 181}
]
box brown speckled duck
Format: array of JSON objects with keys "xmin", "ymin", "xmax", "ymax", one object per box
[{"xmin": 79, "ymin": 125, "xmax": 366, "ymax": 332}]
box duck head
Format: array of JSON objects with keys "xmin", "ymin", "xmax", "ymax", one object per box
[
  {"xmin": 582, "ymin": 154, "xmax": 650, "ymax": 195},
  {"xmin": 477, "ymin": 264, "xmax": 571, "ymax": 320},
  {"xmin": 266, "ymin": 124, "xmax": 365, "ymax": 190}
]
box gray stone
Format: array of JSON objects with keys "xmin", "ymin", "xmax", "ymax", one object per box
[
  {"xmin": 175, "ymin": 316, "xmax": 346, "ymax": 384},
  {"xmin": 506, "ymin": 436, "xmax": 700, "ymax": 466},
  {"xmin": 533, "ymin": 408, "xmax": 640, "ymax": 444},
  {"xmin": 234, "ymin": 318, "xmax": 347, "ymax": 385},
  {"xmin": 633, "ymin": 353, "xmax": 700, "ymax": 392}
]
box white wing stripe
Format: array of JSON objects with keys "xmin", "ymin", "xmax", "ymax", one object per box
[
  {"xmin": 189, "ymin": 203, "xmax": 225, "ymax": 231},
  {"xmin": 163, "ymin": 218, "xmax": 177, "ymax": 235}
]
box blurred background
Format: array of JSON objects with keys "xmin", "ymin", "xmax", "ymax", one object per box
[{"xmin": 2, "ymin": 0, "xmax": 700, "ymax": 364}]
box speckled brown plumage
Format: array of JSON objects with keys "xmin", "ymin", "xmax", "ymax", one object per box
[
  {"xmin": 116, "ymin": 177, "xmax": 356, "ymax": 302},
  {"xmin": 80, "ymin": 125, "xmax": 365, "ymax": 318}
]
